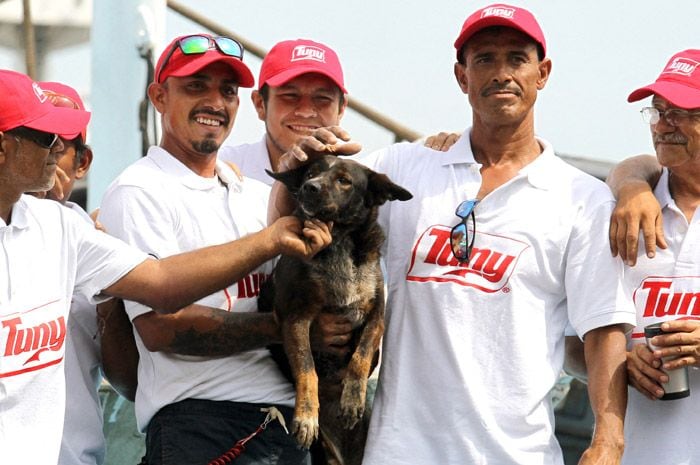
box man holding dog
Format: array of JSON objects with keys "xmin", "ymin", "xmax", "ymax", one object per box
[
  {"xmin": 0, "ymin": 68, "xmax": 329, "ymax": 464},
  {"xmin": 97, "ymin": 34, "xmax": 335, "ymax": 464},
  {"xmin": 271, "ymin": 4, "xmax": 636, "ymax": 464}
]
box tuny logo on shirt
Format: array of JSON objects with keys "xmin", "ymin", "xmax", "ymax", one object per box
[
  {"xmin": 237, "ymin": 272, "xmax": 269, "ymax": 299},
  {"xmin": 1, "ymin": 311, "xmax": 66, "ymax": 378},
  {"xmin": 481, "ymin": 5, "xmax": 515, "ymax": 19},
  {"xmin": 634, "ymin": 276, "xmax": 700, "ymax": 318},
  {"xmin": 663, "ymin": 57, "xmax": 699, "ymax": 77},
  {"xmin": 406, "ymin": 225, "xmax": 528, "ymax": 292},
  {"xmin": 291, "ymin": 45, "xmax": 326, "ymax": 63}
]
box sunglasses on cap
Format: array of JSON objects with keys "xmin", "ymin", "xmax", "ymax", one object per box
[
  {"xmin": 43, "ymin": 90, "xmax": 81, "ymax": 110},
  {"xmin": 8, "ymin": 126, "xmax": 60, "ymax": 149},
  {"xmin": 156, "ymin": 34, "xmax": 245, "ymax": 83},
  {"xmin": 450, "ymin": 199, "xmax": 479, "ymax": 263}
]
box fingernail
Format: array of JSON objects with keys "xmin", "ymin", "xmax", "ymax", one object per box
[
  {"xmin": 656, "ymin": 389, "xmax": 664, "ymax": 397},
  {"xmin": 647, "ymin": 252, "xmax": 655, "ymax": 258}
]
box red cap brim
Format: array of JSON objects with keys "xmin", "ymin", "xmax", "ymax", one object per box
[
  {"xmin": 160, "ymin": 53, "xmax": 255, "ymax": 88},
  {"xmin": 628, "ymin": 81, "xmax": 700, "ymax": 109},
  {"xmin": 264, "ymin": 66, "xmax": 347, "ymax": 94},
  {"xmin": 23, "ymin": 105, "xmax": 91, "ymax": 139},
  {"xmin": 454, "ymin": 15, "xmax": 546, "ymax": 60}
]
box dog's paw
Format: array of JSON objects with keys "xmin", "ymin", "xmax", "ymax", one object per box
[
  {"xmin": 292, "ymin": 416, "xmax": 319, "ymax": 449},
  {"xmin": 340, "ymin": 378, "xmax": 366, "ymax": 429}
]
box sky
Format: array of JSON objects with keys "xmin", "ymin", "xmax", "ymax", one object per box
[
  {"xmin": 2, "ymin": 0, "xmax": 700, "ymax": 165},
  {"xmin": 163, "ymin": 0, "xmax": 700, "ymax": 163}
]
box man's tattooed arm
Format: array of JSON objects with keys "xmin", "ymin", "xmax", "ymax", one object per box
[{"xmin": 132, "ymin": 304, "xmax": 282, "ymax": 356}]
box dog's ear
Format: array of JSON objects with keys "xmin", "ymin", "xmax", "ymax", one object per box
[
  {"xmin": 365, "ymin": 170, "xmax": 413, "ymax": 206},
  {"xmin": 265, "ymin": 166, "xmax": 308, "ymax": 194}
]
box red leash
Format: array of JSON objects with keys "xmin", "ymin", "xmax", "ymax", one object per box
[{"xmin": 208, "ymin": 407, "xmax": 289, "ymax": 465}]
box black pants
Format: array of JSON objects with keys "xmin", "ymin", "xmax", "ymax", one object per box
[{"xmin": 144, "ymin": 399, "xmax": 310, "ymax": 465}]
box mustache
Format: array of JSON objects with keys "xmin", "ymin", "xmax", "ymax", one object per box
[
  {"xmin": 654, "ymin": 134, "xmax": 687, "ymax": 145},
  {"xmin": 481, "ymin": 83, "xmax": 522, "ymax": 97},
  {"xmin": 190, "ymin": 108, "xmax": 229, "ymax": 125}
]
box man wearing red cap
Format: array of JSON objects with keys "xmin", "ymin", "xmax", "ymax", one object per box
[
  {"xmin": 220, "ymin": 38, "xmax": 347, "ymax": 186},
  {"xmin": 0, "ymin": 67, "xmax": 329, "ymax": 464},
  {"xmin": 98, "ymin": 34, "xmax": 334, "ymax": 465},
  {"xmin": 271, "ymin": 4, "xmax": 635, "ymax": 464},
  {"xmin": 591, "ymin": 49, "xmax": 700, "ymax": 465}
]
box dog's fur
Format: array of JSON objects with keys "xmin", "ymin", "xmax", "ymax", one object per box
[{"xmin": 258, "ymin": 155, "xmax": 412, "ymax": 465}]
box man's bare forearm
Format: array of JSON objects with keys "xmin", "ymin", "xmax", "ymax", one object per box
[
  {"xmin": 170, "ymin": 309, "xmax": 281, "ymax": 356},
  {"xmin": 103, "ymin": 217, "xmax": 330, "ymax": 313},
  {"xmin": 135, "ymin": 304, "xmax": 281, "ymax": 357},
  {"xmin": 106, "ymin": 228, "xmax": 280, "ymax": 312},
  {"xmin": 584, "ymin": 324, "xmax": 628, "ymax": 452},
  {"xmin": 99, "ymin": 299, "xmax": 139, "ymax": 401},
  {"xmin": 606, "ymin": 154, "xmax": 661, "ymax": 198}
]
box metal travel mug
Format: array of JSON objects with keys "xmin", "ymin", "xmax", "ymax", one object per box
[{"xmin": 644, "ymin": 322, "xmax": 690, "ymax": 400}]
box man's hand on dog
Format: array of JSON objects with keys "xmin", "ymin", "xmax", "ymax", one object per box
[
  {"xmin": 311, "ymin": 313, "xmax": 353, "ymax": 357},
  {"xmin": 268, "ymin": 216, "xmax": 333, "ymax": 260},
  {"xmin": 278, "ymin": 126, "xmax": 362, "ymax": 173},
  {"xmin": 270, "ymin": 126, "xmax": 362, "ymax": 225}
]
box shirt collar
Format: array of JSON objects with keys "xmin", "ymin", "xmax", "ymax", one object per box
[
  {"xmin": 1, "ymin": 195, "xmax": 34, "ymax": 230},
  {"xmin": 440, "ymin": 128, "xmax": 478, "ymax": 167},
  {"xmin": 146, "ymin": 146, "xmax": 242, "ymax": 192},
  {"xmin": 440, "ymin": 127, "xmax": 557, "ymax": 190}
]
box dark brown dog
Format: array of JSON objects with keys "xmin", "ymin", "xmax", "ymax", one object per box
[{"xmin": 259, "ymin": 155, "xmax": 411, "ymax": 465}]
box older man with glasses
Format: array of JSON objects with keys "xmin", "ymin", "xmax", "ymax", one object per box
[
  {"xmin": 590, "ymin": 48, "xmax": 700, "ymax": 465},
  {"xmin": 269, "ymin": 4, "xmax": 636, "ymax": 464}
]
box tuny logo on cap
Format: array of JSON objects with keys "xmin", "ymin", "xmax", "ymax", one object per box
[
  {"xmin": 481, "ymin": 5, "xmax": 515, "ymax": 19},
  {"xmin": 32, "ymin": 82, "xmax": 47, "ymax": 103},
  {"xmin": 663, "ymin": 57, "xmax": 700, "ymax": 77},
  {"xmin": 290, "ymin": 45, "xmax": 326, "ymax": 63}
]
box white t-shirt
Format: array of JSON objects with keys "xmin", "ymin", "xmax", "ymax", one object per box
[
  {"xmin": 622, "ymin": 168, "xmax": 700, "ymax": 465},
  {"xmin": 220, "ymin": 136, "xmax": 274, "ymax": 185},
  {"xmin": 59, "ymin": 201, "xmax": 106, "ymax": 465},
  {"xmin": 356, "ymin": 131, "xmax": 635, "ymax": 465},
  {"xmin": 99, "ymin": 146, "xmax": 295, "ymax": 433},
  {"xmin": 0, "ymin": 195, "xmax": 146, "ymax": 465}
]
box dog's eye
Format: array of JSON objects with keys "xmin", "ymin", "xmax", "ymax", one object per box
[{"xmin": 337, "ymin": 176, "xmax": 352, "ymax": 186}]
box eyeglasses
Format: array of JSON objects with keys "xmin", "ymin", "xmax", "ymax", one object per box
[
  {"xmin": 450, "ymin": 199, "xmax": 479, "ymax": 263},
  {"xmin": 8, "ymin": 126, "xmax": 60, "ymax": 149},
  {"xmin": 640, "ymin": 106, "xmax": 700, "ymax": 127},
  {"xmin": 156, "ymin": 34, "xmax": 245, "ymax": 83}
]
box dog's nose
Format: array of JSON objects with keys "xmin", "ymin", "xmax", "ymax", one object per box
[{"xmin": 302, "ymin": 181, "xmax": 321, "ymax": 194}]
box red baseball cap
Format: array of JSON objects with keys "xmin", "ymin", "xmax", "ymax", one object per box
[
  {"xmin": 40, "ymin": 81, "xmax": 88, "ymax": 142},
  {"xmin": 259, "ymin": 39, "xmax": 347, "ymax": 93},
  {"xmin": 0, "ymin": 69, "xmax": 90, "ymax": 138},
  {"xmin": 454, "ymin": 3, "xmax": 547, "ymax": 60},
  {"xmin": 628, "ymin": 49, "xmax": 700, "ymax": 109},
  {"xmin": 155, "ymin": 33, "xmax": 254, "ymax": 87}
]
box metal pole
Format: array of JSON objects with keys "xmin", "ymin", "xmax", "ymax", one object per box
[
  {"xmin": 87, "ymin": 0, "xmax": 166, "ymax": 211},
  {"xmin": 21, "ymin": 0, "xmax": 37, "ymax": 78}
]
